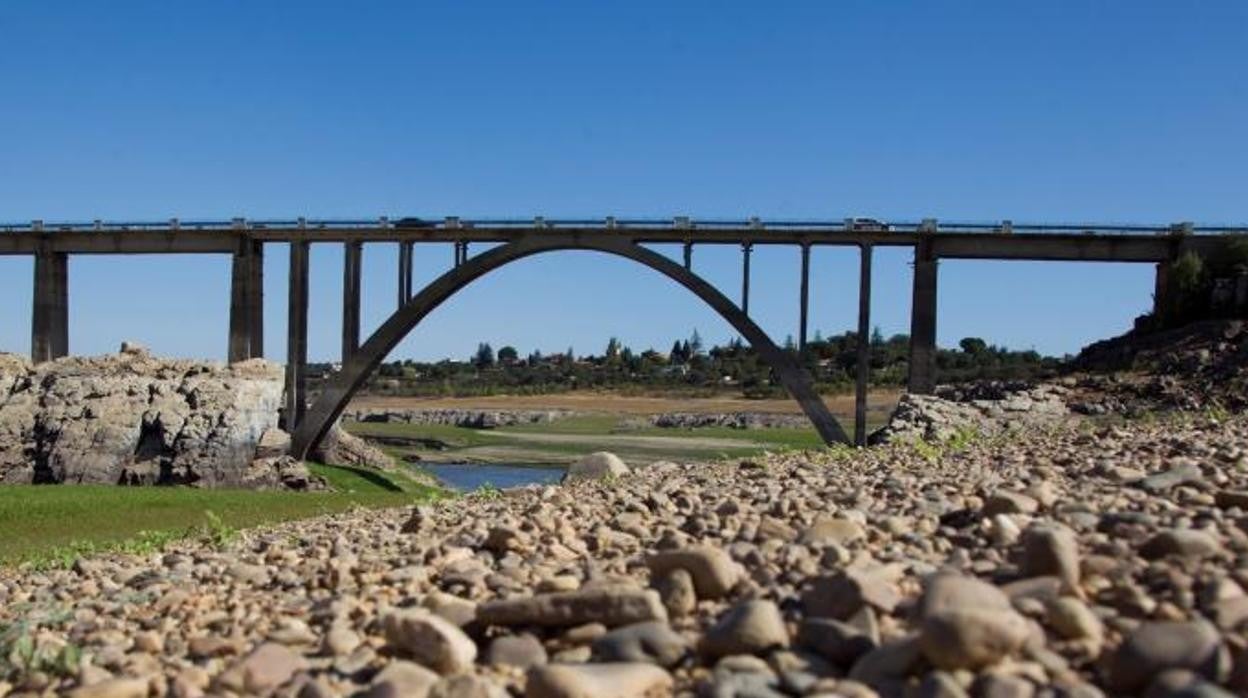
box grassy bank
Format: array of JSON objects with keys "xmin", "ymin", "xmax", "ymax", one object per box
[{"xmin": 0, "ymin": 463, "xmax": 441, "ymax": 568}]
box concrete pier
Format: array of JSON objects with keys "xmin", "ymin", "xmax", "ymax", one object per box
[
  {"xmin": 907, "ymin": 239, "xmax": 939, "ymax": 394},
  {"xmin": 31, "ymin": 249, "xmax": 68, "ymax": 363},
  {"xmin": 397, "ymin": 241, "xmax": 413, "ymax": 307},
  {"xmin": 285, "ymin": 241, "xmax": 310, "ymax": 430},
  {"xmin": 741, "ymin": 242, "xmax": 752, "ymax": 316},
  {"xmin": 343, "ymin": 241, "xmax": 362, "ymax": 359},
  {"xmin": 683, "ymin": 242, "xmax": 693, "ymax": 271},
  {"xmin": 798, "ymin": 244, "xmax": 810, "ymax": 350},
  {"xmin": 228, "ymin": 239, "xmax": 264, "ymax": 362},
  {"xmin": 855, "ymin": 244, "xmax": 873, "ymax": 445}
]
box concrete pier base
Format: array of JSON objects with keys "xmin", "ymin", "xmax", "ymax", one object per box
[{"xmin": 31, "ymin": 250, "xmax": 68, "ymax": 363}]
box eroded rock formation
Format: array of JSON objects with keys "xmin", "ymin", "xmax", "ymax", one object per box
[{"xmin": 0, "ymin": 346, "xmax": 311, "ymax": 488}]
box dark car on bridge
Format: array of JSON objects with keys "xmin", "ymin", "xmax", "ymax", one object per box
[
  {"xmin": 849, "ymin": 217, "xmax": 891, "ymax": 231},
  {"xmin": 394, "ymin": 217, "xmax": 435, "ymax": 228}
]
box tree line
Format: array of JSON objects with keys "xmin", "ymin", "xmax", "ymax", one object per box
[{"xmin": 318, "ymin": 329, "xmax": 1061, "ymax": 399}]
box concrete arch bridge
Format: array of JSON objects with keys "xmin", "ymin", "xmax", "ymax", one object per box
[{"xmin": 1, "ymin": 216, "xmax": 1241, "ymax": 456}]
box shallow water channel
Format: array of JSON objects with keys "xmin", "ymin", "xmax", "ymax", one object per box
[{"xmin": 422, "ymin": 462, "xmax": 565, "ymax": 491}]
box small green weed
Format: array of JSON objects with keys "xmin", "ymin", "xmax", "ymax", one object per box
[
  {"xmin": 473, "ymin": 483, "xmax": 503, "ymax": 500},
  {"xmin": 201, "ymin": 510, "xmax": 239, "ymax": 549},
  {"xmin": 0, "ymin": 621, "xmax": 82, "ymax": 678}
]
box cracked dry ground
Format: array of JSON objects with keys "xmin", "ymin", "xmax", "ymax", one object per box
[{"xmin": 6, "ymin": 415, "xmax": 1248, "ymax": 698}]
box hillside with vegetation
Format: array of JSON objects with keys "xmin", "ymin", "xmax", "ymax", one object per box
[{"xmin": 313, "ymin": 329, "xmax": 1063, "ymax": 399}]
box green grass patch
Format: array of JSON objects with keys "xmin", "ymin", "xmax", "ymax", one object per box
[{"xmin": 0, "ymin": 463, "xmax": 440, "ymax": 569}]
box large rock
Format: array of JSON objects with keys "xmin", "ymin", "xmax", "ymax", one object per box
[
  {"xmin": 917, "ymin": 574, "xmax": 1031, "ymax": 670},
  {"xmin": 0, "ymin": 349, "xmax": 287, "ymax": 487},
  {"xmin": 1105, "ymin": 620, "xmax": 1228, "ymax": 693},
  {"xmin": 646, "ymin": 546, "xmax": 742, "ymax": 599},
  {"xmin": 477, "ymin": 587, "xmax": 667, "ymax": 628},
  {"xmin": 700, "ymin": 600, "xmax": 790, "ymax": 659},
  {"xmin": 525, "ymin": 662, "xmax": 673, "ymax": 698},
  {"xmin": 563, "ymin": 452, "xmax": 630, "ymax": 482},
  {"xmin": 381, "ymin": 608, "xmax": 478, "ymax": 675},
  {"xmin": 592, "ymin": 621, "xmax": 690, "ymax": 667}
]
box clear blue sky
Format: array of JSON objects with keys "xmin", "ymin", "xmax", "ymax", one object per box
[{"xmin": 1, "ymin": 2, "xmax": 1244, "ymax": 362}]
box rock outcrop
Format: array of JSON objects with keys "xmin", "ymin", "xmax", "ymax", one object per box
[
  {"xmin": 871, "ymin": 381, "xmax": 1070, "ymax": 443},
  {"xmin": 342, "ymin": 408, "xmax": 571, "ymax": 429},
  {"xmin": 0, "ymin": 347, "xmax": 309, "ymax": 488},
  {"xmin": 648, "ymin": 411, "xmax": 810, "ymax": 430}
]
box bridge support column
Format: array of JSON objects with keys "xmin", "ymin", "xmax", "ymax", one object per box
[
  {"xmin": 683, "ymin": 242, "xmax": 693, "ymax": 271},
  {"xmin": 31, "ymin": 249, "xmax": 68, "ymax": 364},
  {"xmin": 855, "ymin": 244, "xmax": 873, "ymax": 445},
  {"xmin": 798, "ymin": 244, "xmax": 810, "ymax": 350},
  {"xmin": 343, "ymin": 241, "xmax": 362, "ymax": 359},
  {"xmin": 228, "ymin": 238, "xmax": 264, "ymax": 362},
  {"xmin": 397, "ymin": 241, "xmax": 413, "ymax": 308},
  {"xmin": 907, "ymin": 239, "xmax": 939, "ymax": 394},
  {"xmin": 286, "ymin": 240, "xmax": 310, "ymax": 431},
  {"xmin": 741, "ymin": 242, "xmax": 752, "ymax": 316},
  {"xmin": 1153, "ymin": 260, "xmax": 1170, "ymax": 320}
]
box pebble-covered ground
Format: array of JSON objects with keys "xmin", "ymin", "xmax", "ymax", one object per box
[{"xmin": 4, "ymin": 412, "xmax": 1248, "ymax": 697}]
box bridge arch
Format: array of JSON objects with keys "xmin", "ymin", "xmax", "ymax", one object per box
[{"xmin": 290, "ymin": 234, "xmax": 850, "ymax": 459}]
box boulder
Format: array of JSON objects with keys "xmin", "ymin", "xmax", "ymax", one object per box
[
  {"xmin": 646, "ymin": 546, "xmax": 742, "ymax": 599},
  {"xmin": 1105, "ymin": 620, "xmax": 1228, "ymax": 693},
  {"xmin": 381, "ymin": 608, "xmax": 478, "ymax": 675},
  {"xmin": 525, "ymin": 662, "xmax": 673, "ymax": 698},
  {"xmin": 917, "ymin": 574, "xmax": 1030, "ymax": 670},
  {"xmin": 700, "ymin": 600, "xmax": 790, "ymax": 659},
  {"xmin": 477, "ymin": 587, "xmax": 667, "ymax": 628},
  {"xmin": 563, "ymin": 451, "xmax": 630, "ymax": 482}
]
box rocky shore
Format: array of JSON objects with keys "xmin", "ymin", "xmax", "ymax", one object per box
[{"xmin": 5, "ymin": 411, "xmax": 1248, "ymax": 696}]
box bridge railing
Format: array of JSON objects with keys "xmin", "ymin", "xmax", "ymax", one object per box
[{"xmin": 1, "ymin": 217, "xmax": 1245, "ymax": 236}]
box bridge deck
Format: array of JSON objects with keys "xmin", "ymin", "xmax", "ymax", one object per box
[{"xmin": 0, "ymin": 217, "xmax": 1241, "ymax": 262}]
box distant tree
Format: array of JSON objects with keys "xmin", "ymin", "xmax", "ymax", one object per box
[
  {"xmin": 959, "ymin": 337, "xmax": 988, "ymax": 355},
  {"xmin": 473, "ymin": 342, "xmax": 495, "ymax": 368},
  {"xmin": 783, "ymin": 334, "xmax": 796, "ymax": 352},
  {"xmin": 605, "ymin": 337, "xmax": 621, "ymax": 359},
  {"xmin": 527, "ymin": 349, "xmax": 543, "ymax": 364},
  {"xmin": 689, "ymin": 329, "xmax": 703, "ymax": 356},
  {"xmin": 566, "ymin": 346, "xmax": 575, "ymax": 362},
  {"xmin": 871, "ymin": 326, "xmax": 885, "ymax": 346},
  {"xmin": 497, "ymin": 345, "xmax": 519, "ymax": 364}
]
